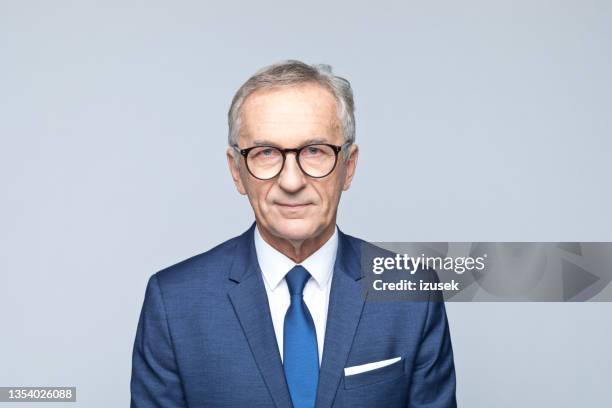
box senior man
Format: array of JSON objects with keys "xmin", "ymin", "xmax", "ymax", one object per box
[{"xmin": 131, "ymin": 60, "xmax": 456, "ymax": 407}]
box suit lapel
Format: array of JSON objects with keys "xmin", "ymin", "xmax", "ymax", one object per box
[
  {"xmin": 227, "ymin": 224, "xmax": 293, "ymax": 408},
  {"xmin": 315, "ymin": 229, "xmax": 368, "ymax": 408}
]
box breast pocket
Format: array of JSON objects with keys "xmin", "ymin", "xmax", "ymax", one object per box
[{"xmin": 343, "ymin": 357, "xmax": 405, "ymax": 390}]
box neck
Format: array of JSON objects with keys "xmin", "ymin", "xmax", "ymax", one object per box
[{"xmin": 257, "ymin": 221, "xmax": 336, "ymax": 263}]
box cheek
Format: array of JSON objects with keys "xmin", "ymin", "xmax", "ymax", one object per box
[
  {"xmin": 248, "ymin": 183, "xmax": 275, "ymax": 213},
  {"xmin": 314, "ymin": 180, "xmax": 343, "ymax": 212}
]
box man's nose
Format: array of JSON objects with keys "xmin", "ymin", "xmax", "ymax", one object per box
[{"xmin": 277, "ymin": 152, "xmax": 307, "ymax": 192}]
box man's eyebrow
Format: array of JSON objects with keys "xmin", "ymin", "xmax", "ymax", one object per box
[
  {"xmin": 301, "ymin": 138, "xmax": 329, "ymax": 145},
  {"xmin": 251, "ymin": 139, "xmax": 278, "ymax": 147},
  {"xmin": 251, "ymin": 137, "xmax": 330, "ymax": 147}
]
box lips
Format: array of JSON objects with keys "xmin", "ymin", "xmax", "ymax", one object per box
[{"xmin": 276, "ymin": 202, "xmax": 311, "ymax": 207}]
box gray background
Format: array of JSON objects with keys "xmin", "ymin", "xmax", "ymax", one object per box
[{"xmin": 1, "ymin": 1, "xmax": 611, "ymax": 406}]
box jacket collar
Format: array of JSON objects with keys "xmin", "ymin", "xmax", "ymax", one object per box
[{"xmin": 228, "ymin": 222, "xmax": 362, "ymax": 284}]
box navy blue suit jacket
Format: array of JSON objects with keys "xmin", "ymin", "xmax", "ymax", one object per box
[{"xmin": 131, "ymin": 224, "xmax": 456, "ymax": 407}]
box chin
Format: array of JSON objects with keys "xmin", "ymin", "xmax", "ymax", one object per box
[{"xmin": 269, "ymin": 219, "xmax": 321, "ymax": 242}]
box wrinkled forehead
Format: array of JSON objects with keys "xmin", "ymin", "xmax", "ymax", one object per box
[{"xmin": 239, "ymin": 84, "xmax": 342, "ymax": 148}]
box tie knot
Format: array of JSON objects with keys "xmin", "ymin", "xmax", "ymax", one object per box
[{"xmin": 285, "ymin": 265, "xmax": 311, "ymax": 295}]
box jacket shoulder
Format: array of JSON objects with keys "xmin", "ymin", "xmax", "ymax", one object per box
[{"xmin": 152, "ymin": 232, "xmax": 243, "ymax": 287}]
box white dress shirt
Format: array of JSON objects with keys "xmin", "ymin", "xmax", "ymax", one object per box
[{"xmin": 254, "ymin": 224, "xmax": 338, "ymax": 367}]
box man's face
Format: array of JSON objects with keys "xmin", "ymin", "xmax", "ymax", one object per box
[{"xmin": 227, "ymin": 83, "xmax": 358, "ymax": 243}]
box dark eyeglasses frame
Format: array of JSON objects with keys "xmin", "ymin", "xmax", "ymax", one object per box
[{"xmin": 233, "ymin": 142, "xmax": 351, "ymax": 180}]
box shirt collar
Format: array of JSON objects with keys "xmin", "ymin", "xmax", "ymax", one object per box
[{"xmin": 254, "ymin": 224, "xmax": 338, "ymax": 292}]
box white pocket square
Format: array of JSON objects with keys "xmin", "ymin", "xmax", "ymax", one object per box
[{"xmin": 344, "ymin": 356, "xmax": 402, "ymax": 376}]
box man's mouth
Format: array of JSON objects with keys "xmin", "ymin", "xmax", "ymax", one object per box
[{"xmin": 275, "ymin": 202, "xmax": 312, "ymax": 208}]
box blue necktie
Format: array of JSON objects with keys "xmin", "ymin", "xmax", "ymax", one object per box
[{"xmin": 283, "ymin": 265, "xmax": 319, "ymax": 408}]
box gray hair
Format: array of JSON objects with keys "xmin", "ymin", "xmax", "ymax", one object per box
[{"xmin": 227, "ymin": 60, "xmax": 356, "ymax": 149}]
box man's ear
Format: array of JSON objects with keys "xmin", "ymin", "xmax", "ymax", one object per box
[
  {"xmin": 342, "ymin": 143, "xmax": 359, "ymax": 191},
  {"xmin": 227, "ymin": 147, "xmax": 247, "ymax": 195}
]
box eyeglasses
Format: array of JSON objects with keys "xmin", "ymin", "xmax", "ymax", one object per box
[{"xmin": 233, "ymin": 142, "xmax": 351, "ymax": 180}]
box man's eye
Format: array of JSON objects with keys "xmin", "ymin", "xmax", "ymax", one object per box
[
  {"xmin": 254, "ymin": 148, "xmax": 279, "ymax": 158},
  {"xmin": 305, "ymin": 147, "xmax": 321, "ymax": 155}
]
